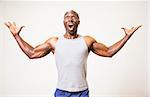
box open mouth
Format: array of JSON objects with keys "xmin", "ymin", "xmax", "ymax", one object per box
[
  {"xmin": 68, "ymin": 24, "xmax": 74, "ymax": 29},
  {"xmin": 69, "ymin": 25, "xmax": 73, "ymax": 28}
]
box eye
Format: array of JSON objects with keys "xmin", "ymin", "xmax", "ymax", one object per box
[{"xmin": 64, "ymin": 15, "xmax": 70, "ymax": 18}]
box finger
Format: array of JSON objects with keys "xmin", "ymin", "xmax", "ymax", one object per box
[
  {"xmin": 121, "ymin": 27, "xmax": 126, "ymax": 31},
  {"xmin": 13, "ymin": 22, "xmax": 16, "ymax": 26},
  {"xmin": 121, "ymin": 27, "xmax": 126, "ymax": 32},
  {"xmin": 21, "ymin": 26, "xmax": 25, "ymax": 29},
  {"xmin": 136, "ymin": 25, "xmax": 142, "ymax": 30},
  {"xmin": 133, "ymin": 26, "xmax": 141, "ymax": 32},
  {"xmin": 8, "ymin": 21, "xmax": 12, "ymax": 26},
  {"xmin": 121, "ymin": 27, "xmax": 125, "ymax": 30},
  {"xmin": 4, "ymin": 22, "xmax": 10, "ymax": 28},
  {"xmin": 137, "ymin": 25, "xmax": 142, "ymax": 29},
  {"xmin": 18, "ymin": 26, "xmax": 25, "ymax": 32},
  {"xmin": 134, "ymin": 25, "xmax": 142, "ymax": 29}
]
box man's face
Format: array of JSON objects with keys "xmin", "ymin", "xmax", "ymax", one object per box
[{"xmin": 64, "ymin": 10, "xmax": 80, "ymax": 35}]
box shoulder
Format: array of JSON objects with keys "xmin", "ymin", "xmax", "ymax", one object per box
[
  {"xmin": 83, "ymin": 35, "xmax": 97, "ymax": 48},
  {"xmin": 47, "ymin": 36, "xmax": 58, "ymax": 41},
  {"xmin": 45, "ymin": 36, "xmax": 58, "ymax": 43},
  {"xmin": 45, "ymin": 36, "xmax": 58, "ymax": 49},
  {"xmin": 83, "ymin": 35, "xmax": 97, "ymax": 43}
]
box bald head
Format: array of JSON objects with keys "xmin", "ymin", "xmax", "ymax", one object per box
[{"xmin": 64, "ymin": 10, "xmax": 79, "ymax": 19}]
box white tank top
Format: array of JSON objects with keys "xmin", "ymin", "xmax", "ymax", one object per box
[{"xmin": 54, "ymin": 35, "xmax": 89, "ymax": 92}]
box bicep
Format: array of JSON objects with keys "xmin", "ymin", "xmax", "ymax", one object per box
[
  {"xmin": 31, "ymin": 42, "xmax": 51, "ymax": 58},
  {"xmin": 91, "ymin": 42, "xmax": 110, "ymax": 57}
]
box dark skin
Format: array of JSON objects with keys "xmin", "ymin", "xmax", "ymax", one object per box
[{"xmin": 4, "ymin": 10, "xmax": 142, "ymax": 59}]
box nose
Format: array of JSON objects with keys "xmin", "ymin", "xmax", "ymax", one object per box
[{"xmin": 68, "ymin": 17, "xmax": 73, "ymax": 22}]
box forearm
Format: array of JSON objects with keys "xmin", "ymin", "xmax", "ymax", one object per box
[
  {"xmin": 91, "ymin": 25, "xmax": 141, "ymax": 57},
  {"xmin": 108, "ymin": 35, "xmax": 130, "ymax": 57},
  {"xmin": 5, "ymin": 22, "xmax": 51, "ymax": 59},
  {"xmin": 14, "ymin": 34, "xmax": 34, "ymax": 58}
]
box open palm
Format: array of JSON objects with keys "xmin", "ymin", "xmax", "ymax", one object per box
[
  {"xmin": 4, "ymin": 22, "xmax": 24, "ymax": 36},
  {"xmin": 121, "ymin": 25, "xmax": 142, "ymax": 36}
]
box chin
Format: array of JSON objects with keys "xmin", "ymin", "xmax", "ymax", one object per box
[{"xmin": 66, "ymin": 27, "xmax": 77, "ymax": 35}]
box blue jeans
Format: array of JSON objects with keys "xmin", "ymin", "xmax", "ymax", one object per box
[{"xmin": 54, "ymin": 88, "xmax": 89, "ymax": 97}]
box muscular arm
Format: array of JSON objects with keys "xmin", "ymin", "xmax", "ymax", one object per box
[
  {"xmin": 5, "ymin": 22, "xmax": 54, "ymax": 59},
  {"xmin": 91, "ymin": 35, "xmax": 129, "ymax": 57},
  {"xmin": 86, "ymin": 25, "xmax": 142, "ymax": 57},
  {"xmin": 14, "ymin": 34, "xmax": 52, "ymax": 59}
]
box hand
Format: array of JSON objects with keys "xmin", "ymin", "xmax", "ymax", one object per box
[
  {"xmin": 121, "ymin": 25, "xmax": 142, "ymax": 36},
  {"xmin": 4, "ymin": 22, "xmax": 25, "ymax": 36}
]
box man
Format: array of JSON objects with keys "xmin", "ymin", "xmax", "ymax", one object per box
[{"xmin": 5, "ymin": 10, "xmax": 141, "ymax": 97}]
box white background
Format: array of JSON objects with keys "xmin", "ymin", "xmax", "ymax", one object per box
[{"xmin": 0, "ymin": 1, "xmax": 148, "ymax": 97}]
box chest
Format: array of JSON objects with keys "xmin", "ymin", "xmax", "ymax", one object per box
[{"xmin": 55, "ymin": 38, "xmax": 88, "ymax": 58}]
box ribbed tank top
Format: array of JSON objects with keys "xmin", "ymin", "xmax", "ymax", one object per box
[{"xmin": 54, "ymin": 35, "xmax": 89, "ymax": 92}]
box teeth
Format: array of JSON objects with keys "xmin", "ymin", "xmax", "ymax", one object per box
[{"xmin": 69, "ymin": 25, "xmax": 73, "ymax": 27}]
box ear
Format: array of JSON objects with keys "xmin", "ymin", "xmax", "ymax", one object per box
[
  {"xmin": 78, "ymin": 20, "xmax": 80, "ymax": 25},
  {"xmin": 63, "ymin": 20, "xmax": 65, "ymax": 25}
]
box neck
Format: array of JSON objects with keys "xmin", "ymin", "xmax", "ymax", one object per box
[{"xmin": 64, "ymin": 33, "xmax": 79, "ymax": 39}]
